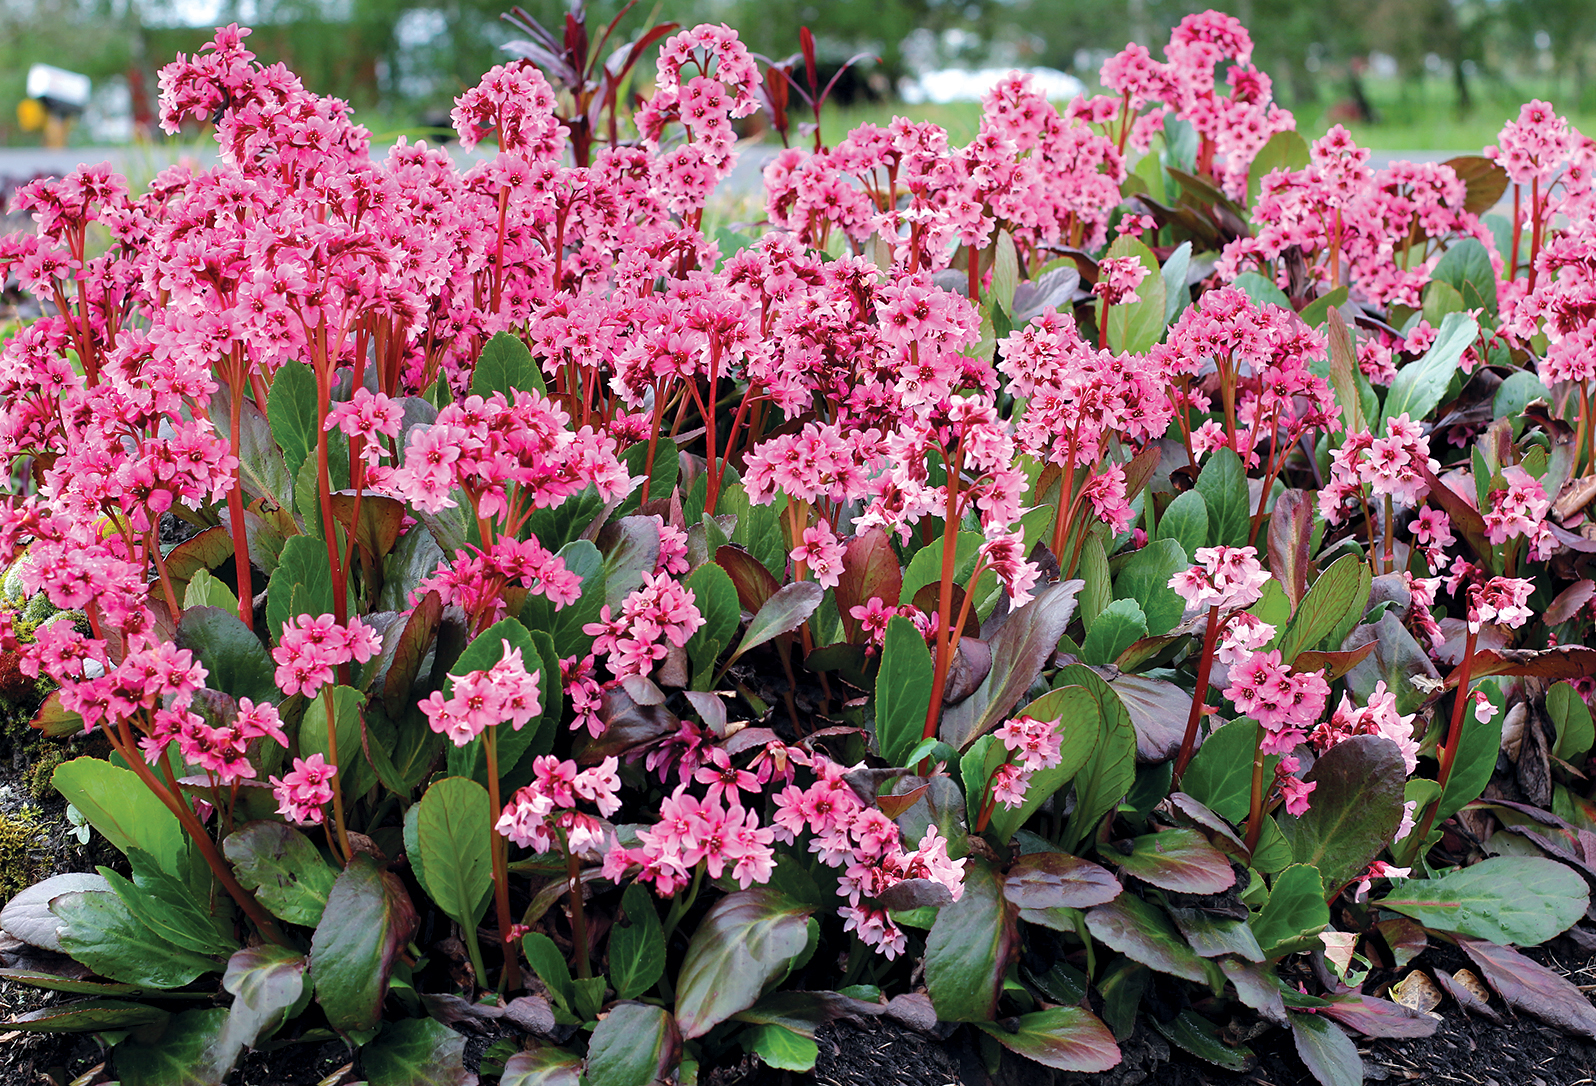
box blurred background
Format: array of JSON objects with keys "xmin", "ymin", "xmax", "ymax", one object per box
[{"xmin": 1, "ymin": 0, "xmax": 1593, "ymax": 152}]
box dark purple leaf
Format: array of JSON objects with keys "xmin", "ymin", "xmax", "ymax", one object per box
[
  {"xmin": 715, "ymin": 544, "xmax": 781, "ymax": 615},
  {"xmin": 1169, "ymin": 907, "xmax": 1262, "ymax": 962},
  {"xmin": 1292, "ymin": 643, "xmax": 1375, "ymax": 682},
  {"xmin": 1277, "ymin": 735, "xmax": 1406, "ymax": 896},
  {"xmin": 974, "ymin": 1008, "xmax": 1121, "ymax": 1073},
  {"xmin": 1112, "ymin": 828, "xmax": 1235, "ymax": 895},
  {"xmin": 728, "ymin": 582, "xmax": 822, "ymax": 662},
  {"xmin": 1432, "ymin": 968, "xmax": 1503, "ymax": 1023},
  {"xmin": 1320, "ymin": 994, "xmax": 1439, "ymax": 1038},
  {"xmin": 674, "ymin": 890, "xmax": 814, "ymax": 1039},
  {"xmin": 1464, "ymin": 645, "xmax": 1596, "ymax": 685},
  {"xmin": 1458, "ymin": 937, "xmax": 1596, "ymax": 1039},
  {"xmin": 1108, "ymin": 674, "xmax": 1189, "ymax": 762},
  {"xmin": 1268, "ymin": 489, "xmax": 1312, "ymax": 608},
  {"xmin": 835, "ymin": 529, "xmax": 901, "ymax": 644},
  {"xmin": 876, "ymin": 878, "xmax": 955, "ymax": 910},
  {"xmin": 576, "ymin": 686, "xmax": 677, "ymax": 763},
  {"xmin": 1374, "ymin": 917, "xmax": 1427, "ymax": 968},
  {"xmin": 1441, "ymin": 155, "xmax": 1510, "ymax": 215},
  {"xmin": 1220, "ymin": 959, "xmax": 1287, "ymax": 1023},
  {"xmin": 1003, "ymin": 853, "xmax": 1121, "ymax": 910},
  {"xmin": 381, "ymin": 590, "xmax": 442, "ymax": 708},
  {"xmin": 1289, "ymin": 1012, "xmax": 1362, "ymax": 1086},
  {"xmin": 309, "ymin": 854, "xmax": 418, "ymax": 1033}
]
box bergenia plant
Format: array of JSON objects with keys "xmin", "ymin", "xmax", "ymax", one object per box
[{"xmin": 5, "ymin": 9, "xmax": 1596, "ymax": 1086}]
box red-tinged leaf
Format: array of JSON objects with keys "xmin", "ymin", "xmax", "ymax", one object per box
[
  {"xmin": 674, "ymin": 890, "xmax": 814, "ymax": 1039},
  {"xmin": 877, "ymin": 784, "xmax": 928, "ymax": 819},
  {"xmin": 1002, "ymin": 852, "xmax": 1121, "ymax": 910},
  {"xmin": 728, "ymin": 581, "xmax": 822, "ymax": 662},
  {"xmin": 1289, "ymin": 1012, "xmax": 1362, "ymax": 1086},
  {"xmin": 164, "ymin": 525, "xmax": 236, "ymax": 586},
  {"xmin": 1268, "ymin": 489, "xmax": 1312, "ymax": 608},
  {"xmin": 926, "ymin": 859, "xmax": 1016, "ymax": 1022},
  {"xmin": 1420, "ymin": 463, "xmax": 1491, "ymax": 553},
  {"xmin": 1220, "ymin": 958, "xmax": 1287, "ymax": 1023},
  {"xmin": 1441, "ymin": 155, "xmax": 1510, "ymax": 216},
  {"xmin": 715, "ymin": 543, "xmax": 781, "ymax": 615},
  {"xmin": 309, "ymin": 854, "xmax": 418, "ymax": 1033},
  {"xmin": 501, "ymin": 1046, "xmax": 583, "ymax": 1086},
  {"xmin": 1375, "ymin": 917, "xmax": 1427, "ymax": 968},
  {"xmin": 1168, "ymin": 793, "xmax": 1248, "ymax": 854},
  {"xmin": 1433, "ymin": 967, "xmax": 1504, "ymax": 1023},
  {"xmin": 1320, "ymin": 994, "xmax": 1439, "ymax": 1038},
  {"xmin": 329, "ymin": 492, "xmax": 405, "ymax": 561},
  {"xmin": 1169, "ymin": 907, "xmax": 1262, "ymax": 962},
  {"xmin": 835, "ymin": 528, "xmax": 901, "ymax": 644},
  {"xmin": 360, "ymin": 1016, "xmax": 473, "ymax": 1086},
  {"xmin": 1122, "ymin": 443, "xmax": 1163, "ymax": 503},
  {"xmin": 1111, "ymin": 828, "xmax": 1236, "ymax": 894},
  {"xmin": 1084, "ymin": 896, "xmax": 1209, "ymax": 983},
  {"xmin": 1377, "ymin": 857, "xmax": 1587, "ymax": 946},
  {"xmin": 586, "ymin": 1002, "xmax": 680, "ymax": 1086},
  {"xmin": 1461, "ymin": 645, "xmax": 1596, "ymax": 685},
  {"xmin": 877, "ymin": 878, "xmax": 955, "ymax": 910},
  {"xmin": 1457, "ymin": 937, "xmax": 1596, "ymax": 1040},
  {"xmin": 1547, "ymin": 580, "xmax": 1595, "ymax": 625},
  {"xmin": 940, "ymin": 580, "xmax": 1083, "ymax": 750},
  {"xmin": 381, "ymin": 589, "xmax": 442, "ymax": 708},
  {"xmin": 1277, "ymin": 735, "xmax": 1406, "ymax": 897},
  {"xmin": 30, "ymin": 689, "xmax": 83, "ymax": 737},
  {"xmin": 1293, "ymin": 643, "xmax": 1375, "ymax": 681},
  {"xmin": 975, "ymin": 1008, "xmax": 1121, "ymax": 1073},
  {"xmin": 3, "ymin": 998, "xmax": 170, "ymax": 1032},
  {"xmin": 1108, "ymin": 673, "xmax": 1189, "ymax": 762}
]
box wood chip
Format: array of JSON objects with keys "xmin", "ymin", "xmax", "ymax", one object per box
[{"xmin": 1391, "ymin": 970, "xmax": 1443, "ymax": 1014}]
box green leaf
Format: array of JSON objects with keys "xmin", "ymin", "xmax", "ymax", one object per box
[
  {"xmin": 1195, "ymin": 447, "xmax": 1249, "ymax": 548},
  {"xmin": 266, "ymin": 534, "xmax": 337, "ymax": 641},
  {"xmin": 1378, "ymin": 857, "xmax": 1588, "ymax": 945},
  {"xmin": 1381, "ymin": 311, "xmax": 1479, "ymax": 428},
  {"xmin": 361, "ymin": 1016, "xmax": 473, "ymax": 1086},
  {"xmin": 614, "ymin": 439, "xmax": 680, "ymax": 519},
  {"xmin": 1181, "ymin": 718, "xmax": 1277, "ymax": 824},
  {"xmin": 610, "ymin": 882, "xmax": 666, "ymax": 1001},
  {"xmin": 1057, "ymin": 666, "xmax": 1137, "ymax": 852},
  {"xmin": 410, "ymin": 777, "xmax": 493, "ymax": 934},
  {"xmin": 1277, "ymin": 553, "xmax": 1370, "ymax": 665},
  {"xmin": 985, "ymin": 686, "xmax": 1100, "ymax": 843},
  {"xmin": 1112, "ymin": 538, "xmax": 1187, "ymax": 637},
  {"xmin": 98, "ymin": 867, "xmax": 237, "ymax": 958},
  {"xmin": 900, "ymin": 530, "xmax": 986, "ymax": 606},
  {"xmin": 183, "ymin": 568, "xmax": 240, "ymax": 615},
  {"xmin": 520, "ymin": 539, "xmax": 606, "ymax": 660},
  {"xmin": 1079, "ymin": 531, "xmax": 1111, "ymax": 633},
  {"xmin": 1251, "ymin": 864, "xmax": 1330, "ymax": 959},
  {"xmin": 472, "ymin": 330, "xmax": 548, "ymax": 399},
  {"xmin": 1431, "ymin": 237, "xmax": 1499, "ymax": 324},
  {"xmin": 1231, "ymin": 271, "xmax": 1292, "ymax": 309},
  {"xmin": 501, "ymin": 1047, "xmax": 583, "ymax": 1086},
  {"xmin": 3, "ymin": 998, "xmax": 169, "ymax": 1032},
  {"xmin": 310, "ymin": 854, "xmax": 417, "ymax": 1033},
  {"xmin": 876, "ymin": 615, "xmax": 934, "ymax": 766},
  {"xmin": 52, "ymin": 890, "xmax": 219, "ymax": 988},
  {"xmin": 960, "ymin": 734, "xmax": 1006, "ymax": 828},
  {"xmin": 267, "ymin": 360, "xmax": 319, "ymax": 483},
  {"xmin": 52, "ymin": 758, "xmax": 189, "ymax": 883},
  {"xmin": 1496, "ymin": 370, "xmax": 1552, "ymax": 418},
  {"xmin": 741, "ymin": 1022, "xmax": 818, "ymax": 1072},
  {"xmin": 1082, "ymin": 598, "xmax": 1147, "ymax": 666},
  {"xmin": 1247, "ymin": 129, "xmax": 1309, "ymax": 207},
  {"xmin": 1084, "ymin": 895, "xmax": 1209, "ymax": 983},
  {"xmin": 683, "ymin": 561, "xmax": 739, "ymax": 689},
  {"xmin": 587, "ymin": 1002, "xmax": 677, "ymax": 1086},
  {"xmin": 1157, "ymin": 490, "xmax": 1209, "ymax": 560},
  {"xmin": 1422, "ymin": 278, "xmax": 1465, "ymax": 326},
  {"xmin": 975, "ymin": 1007, "xmax": 1121, "ymax": 1072},
  {"xmin": 675, "ymin": 889, "xmax": 814, "ymax": 1038},
  {"xmin": 1151, "ymin": 1010, "xmax": 1251, "ymax": 1070},
  {"xmin": 925, "ymin": 859, "xmax": 1015, "ymax": 1022},
  {"xmin": 177, "ymin": 607, "xmax": 278, "ymax": 706},
  {"xmin": 224, "ymin": 821, "xmax": 339, "ymax": 927},
  {"xmin": 219, "ymin": 945, "xmax": 308, "ymax": 1055},
  {"xmin": 522, "ymin": 932, "xmax": 575, "ymax": 1012},
  {"xmin": 1161, "ymin": 241, "xmax": 1193, "ymax": 325},
  {"xmin": 1278, "ymin": 735, "xmax": 1406, "ymax": 897},
  {"xmin": 1290, "ymin": 1012, "xmax": 1362, "ymax": 1086},
  {"xmin": 1098, "ymin": 235, "xmax": 1167, "ymax": 354},
  {"xmin": 1169, "ymin": 907, "xmax": 1263, "ymax": 962},
  {"xmin": 1549, "ymin": 681, "xmax": 1595, "ymax": 762},
  {"xmin": 298, "ymin": 684, "xmax": 375, "ymax": 799},
  {"xmin": 115, "ymin": 1008, "xmax": 236, "ymax": 1086}
]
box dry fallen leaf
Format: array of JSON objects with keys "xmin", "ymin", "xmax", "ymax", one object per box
[
  {"xmin": 1453, "ymin": 969, "xmax": 1491, "ymax": 1003},
  {"xmin": 1391, "ymin": 970, "xmax": 1443, "ymax": 1014}
]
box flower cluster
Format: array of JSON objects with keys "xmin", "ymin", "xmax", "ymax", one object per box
[
  {"xmin": 272, "ymin": 615, "xmax": 383, "ymax": 699},
  {"xmin": 497, "ymin": 755, "xmax": 622, "ymax": 854},
  {"xmin": 420, "ymin": 640, "xmax": 543, "ymax": 746},
  {"xmin": 989, "ymin": 714, "xmax": 1066, "ymax": 808},
  {"xmin": 1169, "ymin": 546, "xmax": 1271, "ymax": 612}
]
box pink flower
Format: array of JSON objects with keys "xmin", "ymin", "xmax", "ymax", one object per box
[
  {"xmin": 270, "ymin": 754, "xmax": 337, "ymax": 825},
  {"xmin": 1169, "ymin": 545, "xmax": 1270, "ymax": 611},
  {"xmin": 790, "ymin": 521, "xmax": 845, "ymax": 589},
  {"xmin": 272, "ymin": 615, "xmax": 382, "ymax": 699},
  {"xmin": 1094, "ymin": 256, "xmax": 1149, "ymax": 306}
]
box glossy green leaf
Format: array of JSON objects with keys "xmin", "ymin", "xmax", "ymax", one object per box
[
  {"xmin": 1179, "ymin": 719, "xmax": 1276, "ymax": 824},
  {"xmin": 975, "ymin": 1007, "xmax": 1121, "ymax": 1072},
  {"xmin": 1381, "ymin": 311, "xmax": 1479, "ymax": 428},
  {"xmin": 310, "ymin": 854, "xmax": 418, "ymax": 1033},
  {"xmin": 1083, "ymin": 598, "xmax": 1147, "ymax": 666},
  {"xmin": 925, "ymin": 859, "xmax": 1015, "ymax": 1021},
  {"xmin": 52, "ymin": 758, "xmax": 189, "ymax": 884},
  {"xmin": 1299, "ymin": 286, "xmax": 1350, "ymax": 328},
  {"xmin": 1252, "ymin": 863, "xmax": 1330, "ymax": 960},
  {"xmin": 1277, "ymin": 553, "xmax": 1369, "ymax": 664},
  {"xmin": 266, "ymin": 534, "xmax": 337, "ymax": 640},
  {"xmin": 675, "ymin": 890, "xmax": 813, "ymax": 1038},
  {"xmin": 1161, "ymin": 240, "xmax": 1193, "ymax": 325},
  {"xmin": 362, "ymin": 1016, "xmax": 473, "ymax": 1086},
  {"xmin": 1549, "ymin": 681, "xmax": 1595, "ymax": 762},
  {"xmin": 472, "ymin": 330, "xmax": 547, "ymax": 399},
  {"xmin": 1057, "ymin": 666, "xmax": 1137, "ymax": 852},
  {"xmin": 741, "ymin": 1022, "xmax": 818, "ymax": 1071},
  {"xmin": 183, "ymin": 568, "xmax": 240, "ymax": 615},
  {"xmin": 610, "ymin": 882, "xmax": 666, "ymax": 1001},
  {"xmin": 519, "ymin": 539, "xmax": 605, "ymax": 659},
  {"xmin": 98, "ymin": 866, "xmax": 237, "ymax": 958},
  {"xmin": 1279, "ymin": 735, "xmax": 1405, "ymax": 897},
  {"xmin": 410, "ymin": 777, "xmax": 493, "ymax": 934},
  {"xmin": 1195, "ymin": 447, "xmax": 1249, "ymax": 548},
  {"xmin": 1079, "ymin": 531, "xmax": 1111, "ymax": 633},
  {"xmin": 115, "ymin": 1007, "xmax": 235, "ymax": 1086},
  {"xmin": 1378, "ymin": 857, "xmax": 1587, "ymax": 945},
  {"xmin": 1112, "ymin": 538, "xmax": 1187, "ymax": 637},
  {"xmin": 682, "ymin": 561, "xmax": 738, "ymax": 688},
  {"xmin": 501, "ymin": 1047, "xmax": 584, "ymax": 1086},
  {"xmin": 1431, "ymin": 237, "xmax": 1498, "ymax": 324},
  {"xmin": 522, "ymin": 932, "xmax": 575, "ymax": 1012},
  {"xmin": 614, "ymin": 438, "xmax": 680, "ymax": 519},
  {"xmin": 224, "ymin": 821, "xmax": 339, "ymax": 927},
  {"xmin": 1157, "ymin": 490, "xmax": 1209, "ymax": 561},
  {"xmin": 587, "ymin": 1002, "xmax": 678, "ymax": 1086},
  {"xmin": 1496, "ymin": 370, "xmax": 1552, "ymax": 418},
  {"xmin": 1151, "ymin": 1010, "xmax": 1251, "ymax": 1070},
  {"xmin": 985, "ymin": 686, "xmax": 1100, "ymax": 844},
  {"xmin": 298, "ymin": 684, "xmax": 374, "ymax": 799},
  {"xmin": 1099, "ymin": 235, "xmax": 1167, "ymax": 354},
  {"xmin": 267, "ymin": 360, "xmax": 319, "ymax": 483},
  {"xmin": 177, "ymin": 606, "xmax": 278, "ymax": 707},
  {"xmin": 52, "ymin": 890, "xmax": 219, "ymax": 988},
  {"xmin": 1231, "ymin": 271, "xmax": 1292, "ymax": 309},
  {"xmin": 877, "ymin": 615, "xmax": 934, "ymax": 767},
  {"xmin": 444, "ymin": 617, "xmax": 546, "ymax": 782}
]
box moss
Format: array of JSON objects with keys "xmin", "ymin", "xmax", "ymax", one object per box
[
  {"xmin": 0, "ymin": 806, "xmax": 44, "ymax": 902},
  {"xmin": 24, "ymin": 746, "xmax": 65, "ymax": 800}
]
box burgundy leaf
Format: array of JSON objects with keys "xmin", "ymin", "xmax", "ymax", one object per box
[
  {"xmin": 1108, "ymin": 674, "xmax": 1190, "ymax": 762},
  {"xmin": 1268, "ymin": 489, "xmax": 1312, "ymax": 608},
  {"xmin": 835, "ymin": 528, "xmax": 901, "ymax": 644},
  {"xmin": 1458, "ymin": 937, "xmax": 1596, "ymax": 1040},
  {"xmin": 1320, "ymin": 994, "xmax": 1439, "ymax": 1038},
  {"xmin": 1111, "ymin": 828, "xmax": 1236, "ymax": 894},
  {"xmin": 1003, "ymin": 852, "xmax": 1122, "ymax": 910},
  {"xmin": 715, "ymin": 544, "xmax": 781, "ymax": 615},
  {"xmin": 1432, "ymin": 968, "xmax": 1503, "ymax": 1023}
]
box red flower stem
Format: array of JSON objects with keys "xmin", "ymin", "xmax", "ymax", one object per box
[
  {"xmin": 226, "ymin": 350, "xmax": 255, "ymax": 629},
  {"xmin": 1171, "ymin": 605, "xmax": 1223, "ymax": 787},
  {"xmin": 922, "ymin": 444, "xmax": 964, "ymax": 745},
  {"xmin": 566, "ymin": 846, "xmax": 591, "ymax": 980},
  {"xmin": 1414, "ymin": 624, "xmax": 1479, "ymax": 849},
  {"xmin": 1242, "ymin": 741, "xmax": 1270, "ymax": 854},
  {"xmin": 483, "ymin": 727, "xmax": 521, "ymax": 990},
  {"xmin": 321, "ymin": 684, "xmax": 354, "ymax": 865}
]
